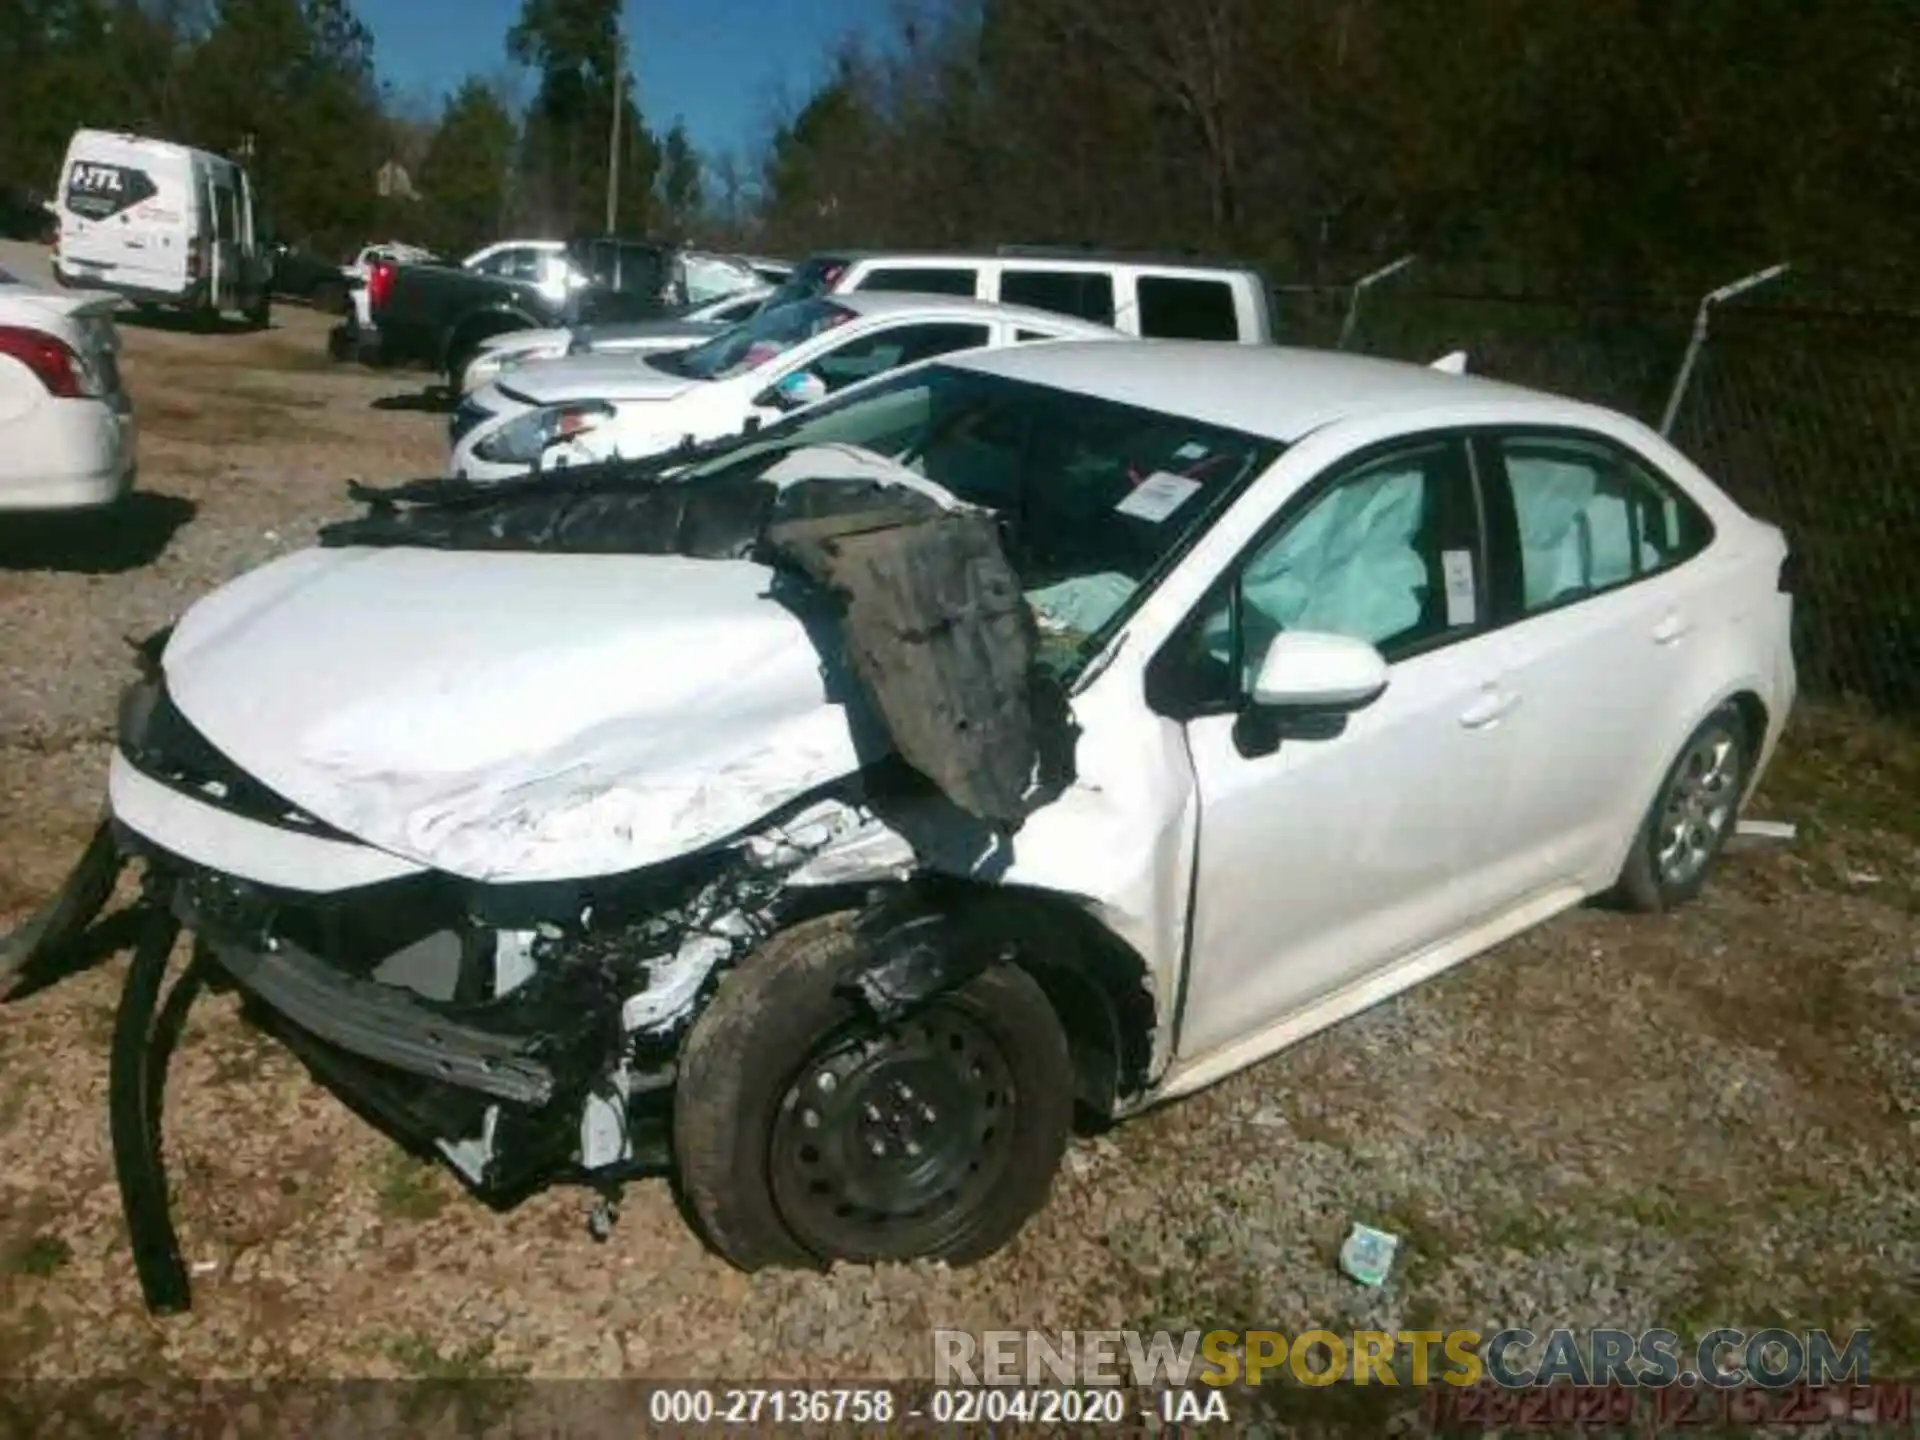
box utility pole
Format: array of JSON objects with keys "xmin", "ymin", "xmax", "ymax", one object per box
[{"xmin": 605, "ymin": 11, "xmax": 623, "ymax": 233}]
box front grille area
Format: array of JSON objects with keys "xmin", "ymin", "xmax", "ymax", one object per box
[{"xmin": 123, "ymin": 683, "xmax": 352, "ymax": 841}]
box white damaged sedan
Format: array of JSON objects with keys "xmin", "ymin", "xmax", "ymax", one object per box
[
  {"xmin": 448, "ymin": 292, "xmax": 1120, "ymax": 482},
  {"xmin": 5, "ymin": 342, "xmax": 1796, "ymax": 1310}
]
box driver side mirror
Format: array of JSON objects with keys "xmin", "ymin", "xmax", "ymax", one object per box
[
  {"xmin": 757, "ymin": 369, "xmax": 828, "ymax": 413},
  {"xmin": 1234, "ymin": 631, "xmax": 1388, "ymax": 756},
  {"xmin": 1250, "ymin": 631, "xmax": 1389, "ymax": 711}
]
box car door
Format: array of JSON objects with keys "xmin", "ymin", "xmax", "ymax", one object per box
[
  {"xmin": 1166, "ymin": 433, "xmax": 1527, "ymax": 1063},
  {"xmin": 1466, "ymin": 429, "xmax": 1719, "ymax": 891},
  {"xmin": 208, "ymin": 173, "xmax": 241, "ymax": 311}
]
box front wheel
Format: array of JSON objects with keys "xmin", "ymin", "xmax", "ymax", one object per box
[
  {"xmin": 673, "ymin": 914, "xmax": 1073, "ymax": 1270},
  {"xmin": 1610, "ymin": 703, "xmax": 1751, "ymax": 911}
]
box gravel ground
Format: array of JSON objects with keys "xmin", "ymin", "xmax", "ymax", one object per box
[{"xmin": 0, "ymin": 296, "xmax": 1914, "ymax": 1429}]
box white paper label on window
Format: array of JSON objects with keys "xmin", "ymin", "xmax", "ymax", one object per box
[
  {"xmin": 1442, "ymin": 548, "xmax": 1477, "ymax": 626},
  {"xmin": 1116, "ymin": 471, "xmax": 1203, "ymax": 523},
  {"xmin": 1173, "ymin": 441, "xmax": 1210, "ymax": 461}
]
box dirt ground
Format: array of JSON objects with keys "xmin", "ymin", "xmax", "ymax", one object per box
[{"xmin": 0, "ymin": 301, "xmax": 1914, "ymax": 1424}]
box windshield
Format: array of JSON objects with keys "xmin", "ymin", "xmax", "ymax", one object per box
[
  {"xmin": 674, "ymin": 365, "xmax": 1283, "ymax": 675},
  {"xmin": 653, "ymin": 297, "xmax": 856, "ymax": 382},
  {"xmin": 759, "ymin": 255, "xmax": 848, "ymax": 312}
]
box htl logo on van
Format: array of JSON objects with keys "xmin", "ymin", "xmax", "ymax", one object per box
[{"xmin": 71, "ymin": 164, "xmax": 127, "ymax": 193}]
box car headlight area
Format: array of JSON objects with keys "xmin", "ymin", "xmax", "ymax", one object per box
[{"xmin": 471, "ymin": 401, "xmax": 616, "ymax": 467}]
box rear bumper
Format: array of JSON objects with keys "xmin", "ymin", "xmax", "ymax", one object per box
[
  {"xmin": 0, "ymin": 400, "xmax": 137, "ymax": 511},
  {"xmin": 54, "ymin": 263, "xmax": 203, "ymax": 310}
]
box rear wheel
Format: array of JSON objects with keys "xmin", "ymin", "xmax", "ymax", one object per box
[
  {"xmin": 245, "ymin": 291, "xmax": 271, "ymax": 330},
  {"xmin": 673, "ymin": 914, "xmax": 1073, "ymax": 1270},
  {"xmin": 1610, "ymin": 703, "xmax": 1751, "ymax": 911}
]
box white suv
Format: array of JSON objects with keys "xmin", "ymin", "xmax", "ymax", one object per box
[{"xmin": 765, "ymin": 248, "xmax": 1276, "ymax": 344}]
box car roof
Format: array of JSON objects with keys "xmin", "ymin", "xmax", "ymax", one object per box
[
  {"xmin": 828, "ymin": 291, "xmax": 1117, "ymax": 335},
  {"xmin": 71, "ymin": 130, "xmax": 246, "ymax": 172},
  {"xmin": 811, "ymin": 249, "xmax": 1258, "ymax": 278},
  {"xmin": 943, "ymin": 340, "xmax": 1568, "ymax": 440}
]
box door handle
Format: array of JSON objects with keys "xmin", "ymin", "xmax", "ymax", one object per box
[
  {"xmin": 1652, "ymin": 612, "xmax": 1692, "ymax": 646},
  {"xmin": 1459, "ymin": 687, "xmax": 1519, "ymax": 729}
]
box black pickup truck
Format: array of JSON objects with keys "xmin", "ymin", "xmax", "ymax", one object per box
[{"xmin": 371, "ymin": 236, "xmax": 685, "ymax": 385}]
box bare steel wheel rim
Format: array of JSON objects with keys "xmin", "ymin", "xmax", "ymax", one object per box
[
  {"xmin": 1655, "ymin": 726, "xmax": 1741, "ymax": 887},
  {"xmin": 768, "ymin": 1002, "xmax": 1017, "ymax": 1259}
]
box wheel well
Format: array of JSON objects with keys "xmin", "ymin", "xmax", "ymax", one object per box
[
  {"xmin": 1725, "ymin": 690, "xmax": 1768, "ymax": 751},
  {"xmin": 778, "ymin": 879, "xmax": 1157, "ymax": 1122}
]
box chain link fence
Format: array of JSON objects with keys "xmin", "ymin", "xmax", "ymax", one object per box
[{"xmin": 1272, "ymin": 277, "xmax": 1920, "ymax": 714}]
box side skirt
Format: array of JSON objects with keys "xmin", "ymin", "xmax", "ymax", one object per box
[{"xmin": 1134, "ymin": 881, "xmax": 1589, "ymax": 1112}]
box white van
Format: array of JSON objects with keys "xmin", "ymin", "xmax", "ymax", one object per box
[
  {"xmin": 51, "ymin": 129, "xmax": 272, "ymax": 325},
  {"xmin": 764, "ymin": 248, "xmax": 1277, "ymax": 345}
]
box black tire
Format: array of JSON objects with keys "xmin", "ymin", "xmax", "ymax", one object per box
[
  {"xmin": 674, "ymin": 913, "xmax": 1073, "ymax": 1271},
  {"xmin": 245, "ymin": 292, "xmax": 271, "ymax": 330},
  {"xmin": 1609, "ymin": 703, "xmax": 1751, "ymax": 912}
]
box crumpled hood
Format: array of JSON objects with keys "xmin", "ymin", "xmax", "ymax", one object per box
[
  {"xmin": 161, "ymin": 546, "xmax": 870, "ymax": 883},
  {"xmin": 498, "ymin": 353, "xmax": 704, "ymax": 406}
]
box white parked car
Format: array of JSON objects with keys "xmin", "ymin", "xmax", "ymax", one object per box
[
  {"xmin": 458, "ymin": 286, "xmax": 772, "ymax": 396},
  {"xmin": 11, "ymin": 342, "xmax": 1794, "ymax": 1302},
  {"xmin": 0, "ymin": 264, "xmax": 136, "ymax": 510},
  {"xmin": 449, "ymin": 293, "xmax": 1120, "ymax": 481}
]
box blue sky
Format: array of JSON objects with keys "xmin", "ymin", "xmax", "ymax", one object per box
[{"xmin": 360, "ymin": 0, "xmax": 890, "ymax": 161}]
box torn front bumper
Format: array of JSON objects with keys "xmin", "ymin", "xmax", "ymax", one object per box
[
  {"xmin": 176, "ymin": 881, "xmax": 557, "ymax": 1107},
  {"xmin": 5, "ymin": 789, "xmax": 654, "ymax": 1316}
]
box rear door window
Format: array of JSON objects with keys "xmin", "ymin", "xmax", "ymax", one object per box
[
  {"xmin": 212, "ymin": 186, "xmax": 237, "ymax": 241},
  {"xmin": 853, "ymin": 266, "xmax": 979, "ymax": 297},
  {"xmin": 1136, "ymin": 276, "xmax": 1241, "ymax": 340},
  {"xmin": 1000, "ymin": 268, "xmax": 1117, "ymax": 324},
  {"xmin": 1488, "ymin": 433, "xmax": 1715, "ymax": 615},
  {"xmin": 65, "ymin": 161, "xmax": 157, "ymax": 220}
]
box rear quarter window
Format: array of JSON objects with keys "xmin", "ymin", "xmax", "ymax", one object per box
[
  {"xmin": 999, "ymin": 269, "xmax": 1117, "ymax": 325},
  {"xmin": 1136, "ymin": 276, "xmax": 1241, "ymax": 341},
  {"xmin": 853, "ymin": 266, "xmax": 979, "ymax": 297},
  {"xmin": 64, "ymin": 161, "xmax": 158, "ymax": 220}
]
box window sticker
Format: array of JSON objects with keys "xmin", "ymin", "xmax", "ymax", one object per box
[
  {"xmin": 1174, "ymin": 441, "xmax": 1210, "ymax": 462},
  {"xmin": 1442, "ymin": 548, "xmax": 1477, "ymax": 626},
  {"xmin": 1116, "ymin": 471, "xmax": 1203, "ymax": 523}
]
